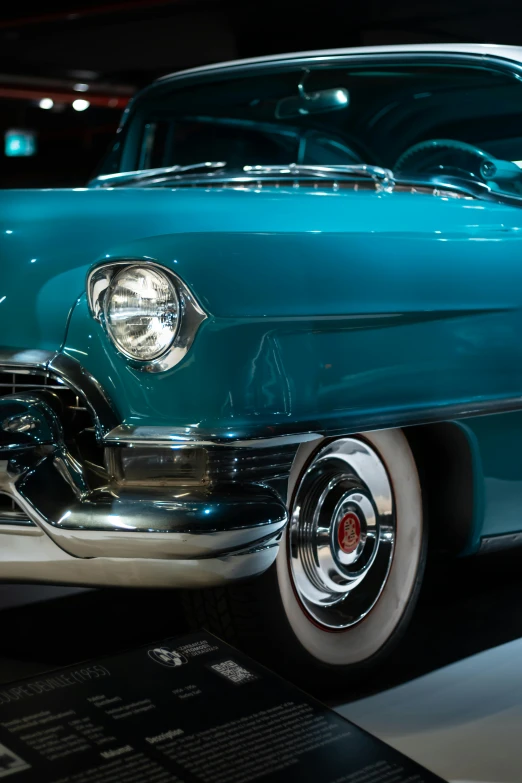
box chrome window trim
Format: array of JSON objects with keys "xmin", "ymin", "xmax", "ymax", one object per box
[
  {"xmin": 142, "ymin": 51, "xmax": 522, "ymax": 108},
  {"xmin": 87, "ymin": 259, "xmax": 207, "ymax": 373},
  {"xmin": 95, "ymin": 49, "xmax": 522, "ymax": 199},
  {"xmin": 154, "ymin": 45, "xmax": 522, "ymax": 85},
  {"xmin": 121, "ymin": 50, "xmax": 522, "ymax": 144}
]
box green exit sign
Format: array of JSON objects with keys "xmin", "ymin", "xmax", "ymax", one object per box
[{"xmin": 5, "ymin": 129, "xmax": 36, "ymax": 157}]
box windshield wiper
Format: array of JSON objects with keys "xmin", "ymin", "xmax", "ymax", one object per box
[
  {"xmin": 244, "ymin": 163, "xmax": 395, "ymax": 189},
  {"xmin": 91, "ymin": 160, "xmax": 502, "ymax": 203},
  {"xmin": 91, "ymin": 161, "xmax": 228, "ymax": 188},
  {"xmin": 243, "ymin": 165, "xmax": 497, "ymax": 201},
  {"xmin": 91, "ymin": 161, "xmax": 395, "ymax": 189},
  {"xmin": 251, "ymin": 165, "xmax": 505, "ymax": 202}
]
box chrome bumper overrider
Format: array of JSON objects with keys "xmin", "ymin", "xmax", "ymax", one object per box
[{"xmin": 0, "ymin": 382, "xmax": 291, "ymax": 585}]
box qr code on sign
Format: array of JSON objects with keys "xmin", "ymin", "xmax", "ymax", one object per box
[{"xmin": 210, "ymin": 659, "xmax": 258, "ymax": 685}]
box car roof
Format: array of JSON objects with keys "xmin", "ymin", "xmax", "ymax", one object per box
[{"xmin": 155, "ymin": 43, "xmax": 522, "ymax": 84}]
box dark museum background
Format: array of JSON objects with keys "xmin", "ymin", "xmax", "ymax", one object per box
[{"xmin": 0, "ymin": 0, "xmax": 520, "ymax": 188}]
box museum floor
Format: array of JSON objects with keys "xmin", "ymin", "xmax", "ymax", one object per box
[{"xmin": 1, "ymin": 550, "xmax": 521, "ymax": 782}]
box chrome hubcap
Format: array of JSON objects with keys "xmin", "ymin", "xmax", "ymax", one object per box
[{"xmin": 289, "ymin": 437, "xmax": 395, "ymax": 629}]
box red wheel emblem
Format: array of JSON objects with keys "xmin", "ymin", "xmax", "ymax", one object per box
[{"xmin": 337, "ymin": 512, "xmax": 361, "ymax": 554}]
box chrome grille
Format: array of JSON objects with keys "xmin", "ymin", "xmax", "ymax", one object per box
[
  {"xmin": 0, "ymin": 494, "xmax": 33, "ymax": 525},
  {"xmin": 0, "ymin": 369, "xmax": 87, "ymax": 412},
  {"xmin": 207, "ymin": 445, "xmax": 298, "ymax": 483},
  {"xmin": 0, "ymin": 370, "xmax": 63, "ymax": 393},
  {"xmin": 0, "ymin": 368, "xmax": 94, "ymax": 525}
]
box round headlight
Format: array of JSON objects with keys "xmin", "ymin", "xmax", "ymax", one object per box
[{"xmin": 105, "ymin": 266, "xmax": 180, "ymax": 361}]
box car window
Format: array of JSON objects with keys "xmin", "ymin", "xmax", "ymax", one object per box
[
  {"xmin": 101, "ymin": 59, "xmax": 522, "ymax": 197},
  {"xmin": 139, "ymin": 118, "xmax": 298, "ymax": 169}
]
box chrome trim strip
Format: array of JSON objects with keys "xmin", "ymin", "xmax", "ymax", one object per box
[
  {"xmin": 0, "ymin": 523, "xmax": 42, "ymax": 536},
  {"xmin": 0, "ymin": 392, "xmax": 288, "ymax": 561},
  {"xmin": 0, "ymin": 348, "xmax": 55, "ymax": 371},
  {"xmin": 104, "ymin": 394, "xmax": 522, "ymax": 446},
  {"xmin": 4, "ymin": 350, "xmax": 521, "ymax": 449},
  {"xmin": 86, "ymin": 259, "xmax": 207, "ymax": 373},
  {"xmin": 0, "ymin": 516, "xmax": 36, "ymax": 528},
  {"xmin": 5, "ymin": 459, "xmax": 287, "ymax": 559},
  {"xmin": 479, "ymin": 533, "xmax": 522, "ymax": 554},
  {"xmin": 105, "ymin": 424, "xmax": 321, "ymax": 448},
  {"xmin": 0, "ymin": 528, "xmax": 281, "ymax": 588}
]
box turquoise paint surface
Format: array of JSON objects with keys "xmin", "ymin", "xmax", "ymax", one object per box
[
  {"xmin": 455, "ymin": 412, "xmax": 522, "ymax": 548},
  {"xmin": 3, "ymin": 185, "xmax": 522, "ymax": 547},
  {"xmin": 1, "ymin": 185, "xmax": 522, "ymax": 344}
]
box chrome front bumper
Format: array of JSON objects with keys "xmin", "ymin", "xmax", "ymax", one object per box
[{"xmin": 0, "ymin": 381, "xmax": 294, "ymax": 587}]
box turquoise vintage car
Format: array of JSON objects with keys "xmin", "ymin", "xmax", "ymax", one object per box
[{"xmin": 3, "ymin": 42, "xmax": 522, "ymax": 680}]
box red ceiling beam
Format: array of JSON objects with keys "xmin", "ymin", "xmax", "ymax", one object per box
[
  {"xmin": 0, "ymin": 86, "xmax": 129, "ymax": 108},
  {"xmin": 0, "ymin": 0, "xmax": 181, "ymax": 30}
]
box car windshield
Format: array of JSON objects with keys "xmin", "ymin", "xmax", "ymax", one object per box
[{"xmin": 99, "ymin": 59, "xmax": 522, "ymax": 197}]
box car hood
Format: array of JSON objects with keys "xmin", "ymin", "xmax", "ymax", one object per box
[{"xmin": 0, "ymin": 185, "xmax": 521, "ymax": 353}]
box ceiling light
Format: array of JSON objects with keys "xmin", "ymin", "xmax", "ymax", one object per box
[
  {"xmin": 39, "ymin": 98, "xmax": 54, "ymax": 110},
  {"xmin": 69, "ymin": 69, "xmax": 99, "ymax": 80},
  {"xmin": 73, "ymin": 83, "xmax": 89, "ymax": 92},
  {"xmin": 72, "ymin": 99, "xmax": 90, "ymax": 112}
]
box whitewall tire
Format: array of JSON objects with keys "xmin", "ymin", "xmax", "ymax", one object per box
[
  {"xmin": 277, "ymin": 428, "xmax": 424, "ymax": 667},
  {"xmin": 183, "ymin": 428, "xmax": 426, "ymax": 682}
]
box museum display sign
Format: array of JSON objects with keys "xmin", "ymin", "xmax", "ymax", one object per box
[{"xmin": 0, "ymin": 631, "xmax": 445, "ymax": 782}]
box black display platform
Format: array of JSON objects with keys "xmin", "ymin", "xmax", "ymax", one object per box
[{"xmin": 0, "ymin": 630, "xmax": 445, "ymax": 782}]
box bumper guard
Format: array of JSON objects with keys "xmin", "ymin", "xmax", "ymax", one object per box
[{"xmin": 0, "ymin": 393, "xmax": 290, "ymax": 585}]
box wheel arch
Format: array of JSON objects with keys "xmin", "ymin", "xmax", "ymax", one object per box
[
  {"xmin": 287, "ymin": 421, "xmax": 479, "ymax": 556},
  {"xmin": 403, "ymin": 421, "xmax": 477, "ymax": 555}
]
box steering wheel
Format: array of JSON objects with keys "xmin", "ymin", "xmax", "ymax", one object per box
[{"xmin": 394, "ymin": 138, "xmax": 497, "ymax": 182}]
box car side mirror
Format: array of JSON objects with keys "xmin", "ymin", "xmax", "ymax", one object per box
[{"xmin": 276, "ymin": 70, "xmax": 349, "ymax": 119}]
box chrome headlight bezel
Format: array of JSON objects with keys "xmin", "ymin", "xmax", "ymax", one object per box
[
  {"xmin": 87, "ymin": 259, "xmax": 207, "ymax": 373},
  {"xmin": 104, "ymin": 265, "xmax": 181, "ymax": 362}
]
